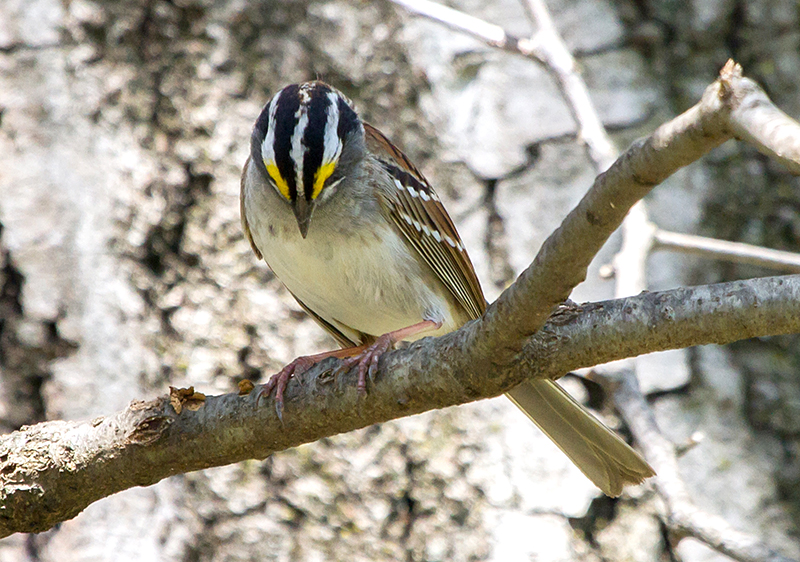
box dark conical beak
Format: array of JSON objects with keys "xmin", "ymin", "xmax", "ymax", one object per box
[{"xmin": 292, "ymin": 196, "xmax": 314, "ymax": 239}]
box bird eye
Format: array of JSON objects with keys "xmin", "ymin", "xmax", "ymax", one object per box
[{"xmin": 316, "ymin": 175, "xmax": 344, "ymax": 203}]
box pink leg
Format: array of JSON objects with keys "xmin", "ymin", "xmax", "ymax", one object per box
[
  {"xmin": 259, "ymin": 319, "xmax": 441, "ymax": 419},
  {"xmin": 258, "ymin": 345, "xmax": 368, "ymax": 420},
  {"xmin": 339, "ymin": 319, "xmax": 442, "ymax": 396}
]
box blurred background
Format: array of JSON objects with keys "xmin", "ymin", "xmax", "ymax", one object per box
[{"xmin": 1, "ymin": 0, "xmax": 799, "ymax": 560}]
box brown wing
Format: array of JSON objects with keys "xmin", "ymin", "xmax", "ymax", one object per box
[{"xmin": 364, "ymin": 123, "xmax": 486, "ymax": 320}]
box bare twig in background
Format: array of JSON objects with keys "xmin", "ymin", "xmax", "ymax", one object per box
[
  {"xmin": 390, "ymin": 0, "xmax": 541, "ymax": 59},
  {"xmin": 393, "ymin": 0, "xmax": 617, "ymax": 168},
  {"xmin": 607, "ymin": 220, "xmax": 800, "ymax": 275},
  {"xmin": 615, "ymin": 374, "xmax": 795, "ymax": 562},
  {"xmin": 520, "ymin": 0, "xmax": 617, "ymax": 169},
  {"xmin": 653, "ymin": 229, "xmax": 800, "ymax": 273},
  {"xmin": 392, "ymin": 1, "xmax": 800, "ymax": 561},
  {"xmin": 612, "ymin": 201, "xmax": 653, "ymax": 295}
]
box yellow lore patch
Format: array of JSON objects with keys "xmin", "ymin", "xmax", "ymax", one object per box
[
  {"xmin": 265, "ymin": 162, "xmax": 291, "ymax": 201},
  {"xmin": 312, "ymin": 161, "xmax": 336, "ymax": 200}
]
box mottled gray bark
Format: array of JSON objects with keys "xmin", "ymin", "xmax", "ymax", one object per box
[{"xmin": 1, "ymin": 0, "xmax": 799, "ymax": 560}]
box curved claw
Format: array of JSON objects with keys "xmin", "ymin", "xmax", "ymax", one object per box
[
  {"xmin": 256, "ymin": 356, "xmax": 316, "ymax": 421},
  {"xmin": 257, "ymin": 320, "xmax": 439, "ymax": 414},
  {"xmin": 339, "ymin": 334, "xmax": 395, "ymax": 396}
]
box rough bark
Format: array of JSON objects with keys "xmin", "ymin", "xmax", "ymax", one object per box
[
  {"xmin": 2, "ymin": 274, "xmax": 800, "ymax": 538},
  {"xmin": 1, "ymin": 0, "xmax": 799, "ymax": 560}
]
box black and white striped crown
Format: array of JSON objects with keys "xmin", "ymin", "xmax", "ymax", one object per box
[{"xmin": 252, "ymin": 82, "xmax": 361, "ymax": 203}]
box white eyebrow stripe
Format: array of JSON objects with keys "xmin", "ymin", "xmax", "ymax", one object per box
[
  {"xmin": 260, "ymin": 93, "xmax": 280, "ymax": 165},
  {"xmin": 322, "ymin": 92, "xmax": 343, "ymax": 165}
]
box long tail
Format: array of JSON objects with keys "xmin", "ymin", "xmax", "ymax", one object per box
[{"xmin": 505, "ymin": 379, "xmax": 655, "ymax": 497}]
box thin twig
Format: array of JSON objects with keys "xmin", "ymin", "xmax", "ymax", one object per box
[
  {"xmin": 612, "ymin": 201, "xmax": 655, "ymax": 296},
  {"xmin": 615, "ymin": 372, "xmax": 795, "ymax": 562},
  {"xmin": 653, "ymin": 229, "xmax": 800, "ymax": 273},
  {"xmin": 390, "ymin": 0, "xmax": 538, "ymax": 57},
  {"xmin": 521, "ymin": 0, "xmax": 617, "ymax": 169}
]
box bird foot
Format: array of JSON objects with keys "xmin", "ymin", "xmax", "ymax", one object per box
[
  {"xmin": 337, "ymin": 333, "xmax": 395, "ymax": 396},
  {"xmin": 256, "ymin": 355, "xmax": 317, "ymax": 421},
  {"xmin": 257, "ymin": 319, "xmax": 439, "ymax": 417}
]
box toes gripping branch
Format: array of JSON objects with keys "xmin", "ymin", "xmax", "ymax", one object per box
[{"xmin": 258, "ymin": 319, "xmax": 441, "ymax": 419}]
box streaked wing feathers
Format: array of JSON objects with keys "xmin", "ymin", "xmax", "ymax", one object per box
[{"xmin": 364, "ymin": 123, "xmax": 486, "ymax": 320}]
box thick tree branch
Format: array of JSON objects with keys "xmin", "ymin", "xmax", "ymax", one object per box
[
  {"xmin": 527, "ymin": 274, "xmax": 800, "ymax": 376},
  {"xmin": 475, "ymin": 61, "xmax": 743, "ymax": 362},
  {"xmin": 2, "ymin": 274, "xmax": 800, "ymax": 537},
  {"xmin": 3, "ymin": 60, "xmax": 799, "ymax": 538}
]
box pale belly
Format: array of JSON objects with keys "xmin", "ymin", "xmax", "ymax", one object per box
[{"xmin": 253, "ymin": 219, "xmax": 460, "ymax": 342}]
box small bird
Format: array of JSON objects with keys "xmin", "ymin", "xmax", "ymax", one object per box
[{"xmin": 240, "ymin": 81, "xmax": 654, "ymax": 496}]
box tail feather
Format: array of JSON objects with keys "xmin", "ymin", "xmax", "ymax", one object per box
[{"xmin": 506, "ymin": 379, "xmax": 655, "ymax": 497}]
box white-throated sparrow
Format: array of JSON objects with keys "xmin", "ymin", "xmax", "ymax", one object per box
[{"xmin": 240, "ymin": 81, "xmax": 654, "ymax": 496}]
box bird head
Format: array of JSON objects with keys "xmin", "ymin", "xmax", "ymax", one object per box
[{"xmin": 251, "ymin": 81, "xmax": 363, "ymax": 238}]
